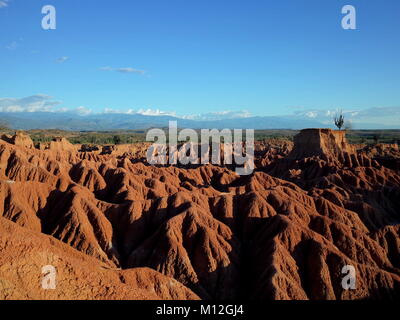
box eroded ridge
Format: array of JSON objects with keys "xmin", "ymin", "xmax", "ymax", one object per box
[{"xmin": 0, "ymin": 130, "xmax": 399, "ymax": 300}]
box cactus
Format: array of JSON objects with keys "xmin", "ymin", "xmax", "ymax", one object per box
[{"xmin": 334, "ymin": 110, "xmax": 345, "ymax": 130}]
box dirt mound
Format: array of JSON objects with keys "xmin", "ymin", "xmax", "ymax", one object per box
[
  {"xmin": 360, "ymin": 143, "xmax": 399, "ymax": 158},
  {"xmin": 1, "ymin": 131, "xmax": 34, "ymax": 149},
  {"xmin": 0, "ymin": 131, "xmax": 399, "ymax": 300},
  {"xmin": 0, "ymin": 217, "xmax": 198, "ymax": 300},
  {"xmin": 48, "ymin": 137, "xmax": 77, "ymax": 152}
]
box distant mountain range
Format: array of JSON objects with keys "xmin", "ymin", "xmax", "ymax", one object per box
[
  {"xmin": 1, "ymin": 111, "xmax": 398, "ymax": 131},
  {"xmin": 0, "ymin": 112, "xmax": 330, "ymax": 131}
]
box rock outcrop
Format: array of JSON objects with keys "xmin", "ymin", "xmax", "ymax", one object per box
[{"xmin": 288, "ymin": 128, "xmax": 355, "ymax": 162}]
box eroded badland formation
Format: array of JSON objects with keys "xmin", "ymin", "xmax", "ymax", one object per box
[{"xmin": 0, "ymin": 129, "xmax": 399, "ymax": 300}]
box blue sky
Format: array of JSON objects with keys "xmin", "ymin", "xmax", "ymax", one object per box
[{"xmin": 1, "ymin": 0, "xmax": 400, "ymax": 124}]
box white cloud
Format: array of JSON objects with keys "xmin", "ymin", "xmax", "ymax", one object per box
[
  {"xmin": 292, "ymin": 107, "xmax": 400, "ymax": 127},
  {"xmin": 2, "ymin": 95, "xmax": 397, "ymax": 128},
  {"xmin": 304, "ymin": 111, "xmax": 317, "ymax": 118},
  {"xmin": 100, "ymin": 66, "xmax": 146, "ymax": 75},
  {"xmin": 183, "ymin": 110, "xmax": 252, "ymax": 120},
  {"xmin": 0, "ymin": 95, "xmax": 61, "ymax": 112},
  {"xmin": 0, "ymin": 1, "xmax": 8, "ymax": 8},
  {"xmin": 295, "ymin": 108, "xmax": 357, "ymax": 120},
  {"xmin": 102, "ymin": 107, "xmax": 176, "ymax": 116},
  {"xmin": 56, "ymin": 56, "xmax": 69, "ymax": 63},
  {"xmin": 73, "ymin": 106, "xmax": 92, "ymax": 115},
  {"xmin": 99, "ymin": 67, "xmax": 113, "ymax": 71},
  {"xmin": 103, "ymin": 108, "xmax": 120, "ymax": 114},
  {"xmin": 0, "ymin": 95, "xmax": 94, "ymax": 115},
  {"xmin": 2, "ymin": 97, "xmax": 246, "ymax": 121},
  {"xmin": 136, "ymin": 108, "xmax": 176, "ymax": 116},
  {"xmin": 5, "ymin": 41, "xmax": 17, "ymax": 50},
  {"xmin": 116, "ymin": 67, "xmax": 145, "ymax": 74},
  {"xmin": 103, "ymin": 107, "xmax": 135, "ymax": 114},
  {"xmin": 103, "ymin": 108, "xmax": 137, "ymax": 114}
]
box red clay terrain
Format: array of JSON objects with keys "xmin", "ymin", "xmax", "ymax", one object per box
[{"xmin": 0, "ymin": 129, "xmax": 399, "ymax": 300}]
